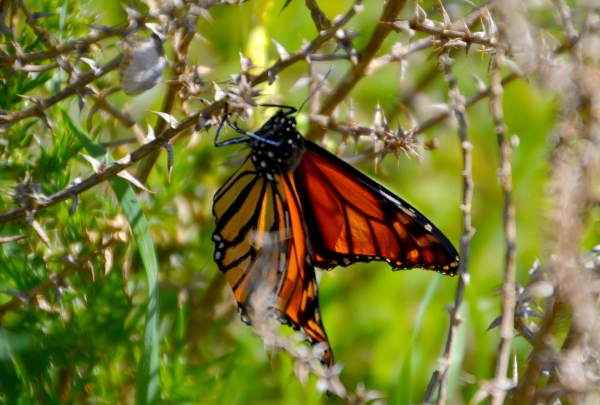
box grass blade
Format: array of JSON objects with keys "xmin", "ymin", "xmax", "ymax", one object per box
[
  {"xmin": 61, "ymin": 109, "xmax": 160, "ymax": 405},
  {"xmin": 395, "ymin": 274, "xmax": 441, "ymax": 405}
]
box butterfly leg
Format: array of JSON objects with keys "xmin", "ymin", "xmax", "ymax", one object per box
[
  {"xmin": 214, "ymin": 103, "xmax": 251, "ymax": 146},
  {"xmin": 226, "ymin": 119, "xmax": 281, "ymax": 147},
  {"xmin": 214, "ymin": 106, "xmax": 282, "ymax": 147}
]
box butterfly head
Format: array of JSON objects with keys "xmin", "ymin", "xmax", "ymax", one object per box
[{"xmin": 250, "ymin": 110, "xmax": 305, "ymax": 175}]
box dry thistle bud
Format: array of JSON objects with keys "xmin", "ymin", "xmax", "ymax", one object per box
[{"xmin": 119, "ymin": 23, "xmax": 166, "ymax": 96}]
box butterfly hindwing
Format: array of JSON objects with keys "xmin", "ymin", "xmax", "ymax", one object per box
[
  {"xmin": 213, "ymin": 158, "xmax": 289, "ymax": 306},
  {"xmin": 213, "ymin": 157, "xmax": 333, "ymax": 365},
  {"xmin": 278, "ymin": 174, "xmax": 332, "ymax": 365},
  {"xmin": 294, "ymin": 140, "xmax": 459, "ymax": 274}
]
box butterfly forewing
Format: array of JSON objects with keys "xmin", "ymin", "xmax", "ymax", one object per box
[{"xmin": 294, "ymin": 141, "xmax": 459, "ymax": 274}]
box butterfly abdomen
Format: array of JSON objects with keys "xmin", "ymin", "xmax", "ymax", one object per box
[{"xmin": 250, "ymin": 111, "xmax": 305, "ymax": 176}]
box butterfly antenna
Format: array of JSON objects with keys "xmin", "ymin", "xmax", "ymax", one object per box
[{"xmin": 297, "ymin": 66, "xmax": 334, "ymax": 115}]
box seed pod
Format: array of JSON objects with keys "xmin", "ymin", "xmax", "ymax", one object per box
[{"xmin": 119, "ymin": 23, "xmax": 166, "ymax": 96}]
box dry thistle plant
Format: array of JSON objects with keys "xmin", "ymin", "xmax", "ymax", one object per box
[{"xmin": 1, "ymin": 0, "xmax": 600, "ymax": 404}]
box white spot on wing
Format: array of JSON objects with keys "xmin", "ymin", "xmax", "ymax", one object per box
[
  {"xmin": 381, "ymin": 190, "xmax": 403, "ymax": 206},
  {"xmin": 401, "ymin": 207, "xmax": 416, "ymax": 218}
]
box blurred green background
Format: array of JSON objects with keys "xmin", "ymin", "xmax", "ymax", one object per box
[{"xmin": 0, "ymin": 0, "xmax": 581, "ymax": 404}]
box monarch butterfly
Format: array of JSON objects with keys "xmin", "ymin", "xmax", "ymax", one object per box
[{"xmin": 212, "ymin": 105, "xmax": 459, "ymax": 366}]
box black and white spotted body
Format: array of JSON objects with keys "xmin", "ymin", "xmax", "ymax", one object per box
[{"xmin": 249, "ymin": 110, "xmax": 305, "ymax": 176}]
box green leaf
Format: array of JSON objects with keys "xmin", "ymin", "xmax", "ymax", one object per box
[
  {"xmin": 0, "ymin": 329, "xmax": 33, "ymax": 360},
  {"xmin": 395, "ymin": 274, "xmax": 441, "ymax": 405},
  {"xmin": 60, "ymin": 108, "xmax": 160, "ymax": 405}
]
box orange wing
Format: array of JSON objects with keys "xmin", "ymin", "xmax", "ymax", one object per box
[
  {"xmin": 294, "ymin": 141, "xmax": 459, "ymax": 274},
  {"xmin": 213, "ymin": 157, "xmax": 333, "ymax": 365}
]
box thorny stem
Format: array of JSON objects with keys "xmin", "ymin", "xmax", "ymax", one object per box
[
  {"xmin": 430, "ymin": 61, "xmax": 474, "ymax": 405},
  {"xmin": 304, "ymin": 0, "xmax": 331, "ymax": 31},
  {"xmin": 337, "ymin": 72, "xmax": 522, "ymax": 165},
  {"xmin": 306, "ymin": 0, "xmax": 407, "ymax": 141},
  {"xmin": 310, "ymin": 1, "xmax": 521, "ymax": 164},
  {"xmin": 511, "ymin": 298, "xmax": 566, "ymax": 404},
  {"xmin": 513, "ymin": 3, "xmax": 600, "ymax": 399},
  {"xmin": 388, "ymin": 3, "xmax": 496, "ymax": 118},
  {"xmin": 490, "ymin": 43, "xmax": 517, "ymax": 405},
  {"xmin": 0, "ymin": 104, "xmax": 218, "ymax": 225},
  {"xmin": 0, "ymin": 55, "xmax": 123, "ymax": 127},
  {"xmin": 398, "ymin": 19, "xmax": 497, "ymax": 49},
  {"xmin": 552, "ymin": 0, "xmax": 581, "ymax": 62},
  {"xmin": 135, "ymin": 0, "xmax": 364, "ymax": 183},
  {"xmin": 249, "ymin": 0, "xmax": 363, "ymax": 88},
  {"xmin": 0, "ymin": 22, "xmax": 129, "ymax": 68},
  {"xmin": 18, "ymin": 0, "xmax": 58, "ymax": 50},
  {"xmin": 0, "ymin": 69, "xmax": 518, "ymax": 227},
  {"xmin": 136, "ymin": 13, "xmax": 199, "ymax": 184}
]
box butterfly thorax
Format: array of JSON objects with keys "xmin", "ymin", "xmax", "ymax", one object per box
[{"xmin": 249, "ymin": 110, "xmax": 305, "ymax": 176}]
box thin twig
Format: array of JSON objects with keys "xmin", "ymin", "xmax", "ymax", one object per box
[
  {"xmin": 552, "ymin": 0, "xmax": 581, "ymax": 61},
  {"xmin": 17, "ymin": 0, "xmax": 58, "ymax": 50},
  {"xmin": 249, "ymin": 0, "xmax": 364, "ymax": 88},
  {"xmin": 100, "ymin": 137, "xmax": 139, "ymax": 148},
  {"xmin": 431, "ymin": 57, "xmax": 474, "ymax": 405},
  {"xmin": 306, "ymin": 0, "xmax": 407, "ymax": 141},
  {"xmin": 0, "ymin": 22, "xmax": 129, "ymax": 68},
  {"xmin": 422, "ymin": 371, "xmax": 441, "ymax": 405},
  {"xmin": 490, "ymin": 39, "xmax": 517, "ymax": 405},
  {"xmin": 88, "ymin": 90, "xmax": 147, "ymax": 143},
  {"xmin": 0, "ymin": 55, "xmax": 123, "ymax": 127},
  {"xmin": 336, "ymin": 71, "xmax": 522, "ymax": 165},
  {"xmin": 0, "ymin": 234, "xmax": 30, "ymax": 244},
  {"xmin": 136, "ymin": 0, "xmax": 364, "ymax": 183},
  {"xmin": 387, "ymin": 18, "xmax": 497, "ymax": 50},
  {"xmin": 136, "ymin": 12, "xmax": 199, "ymax": 184},
  {"xmin": 304, "ymin": 0, "xmax": 331, "ymax": 31},
  {"xmin": 0, "ymin": 103, "xmax": 221, "ymax": 225}
]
